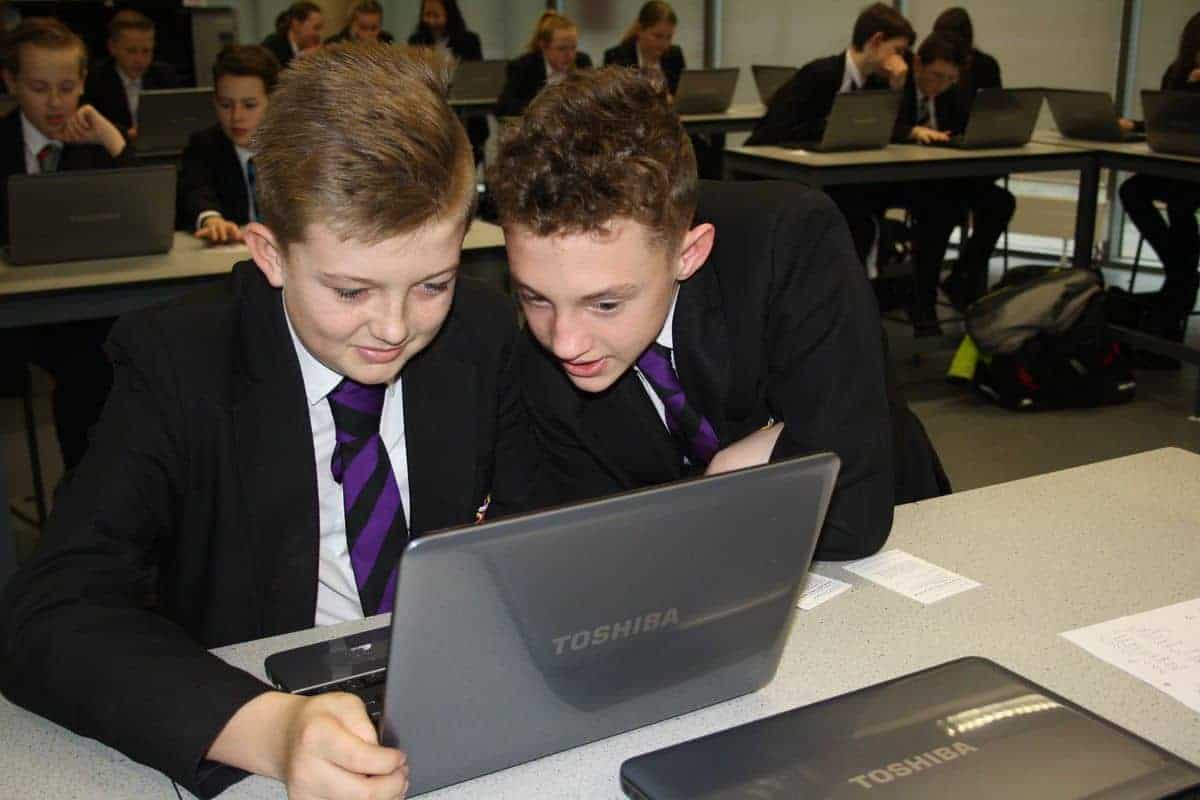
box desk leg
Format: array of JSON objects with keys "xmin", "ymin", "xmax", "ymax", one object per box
[
  {"xmin": 0, "ymin": 454, "xmax": 15, "ymax": 584},
  {"xmin": 1073, "ymin": 158, "xmax": 1101, "ymax": 269}
]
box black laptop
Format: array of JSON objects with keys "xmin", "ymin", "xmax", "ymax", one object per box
[
  {"xmin": 781, "ymin": 90, "xmax": 902, "ymax": 152},
  {"xmin": 1143, "ymin": 90, "xmax": 1200, "ymax": 157},
  {"xmin": 673, "ymin": 68, "xmax": 740, "ymax": 115},
  {"xmin": 621, "ymin": 657, "xmax": 1200, "ymax": 799},
  {"xmin": 939, "ymin": 87, "xmax": 1044, "ymax": 149},
  {"xmin": 1045, "ymin": 88, "xmax": 1145, "ymax": 142},
  {"xmin": 135, "ymin": 87, "xmax": 213, "ymax": 157}
]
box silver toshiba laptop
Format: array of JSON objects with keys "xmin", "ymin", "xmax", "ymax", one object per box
[
  {"xmin": 135, "ymin": 87, "xmax": 213, "ymax": 156},
  {"xmin": 448, "ymin": 59, "xmax": 507, "ymax": 104},
  {"xmin": 673, "ymin": 68, "xmax": 741, "ymax": 114},
  {"xmin": 622, "ymin": 657, "xmax": 1200, "ymax": 799},
  {"xmin": 783, "ymin": 90, "xmax": 903, "ymax": 152},
  {"xmin": 6, "ymin": 164, "xmax": 176, "ymax": 265},
  {"xmin": 265, "ymin": 453, "xmax": 840, "ymax": 796}
]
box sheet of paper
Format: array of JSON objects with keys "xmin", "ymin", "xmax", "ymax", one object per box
[
  {"xmin": 798, "ymin": 572, "xmax": 852, "ymax": 610},
  {"xmin": 1062, "ymin": 598, "xmax": 1200, "ymax": 713},
  {"xmin": 842, "ymin": 549, "xmax": 980, "ymax": 605}
]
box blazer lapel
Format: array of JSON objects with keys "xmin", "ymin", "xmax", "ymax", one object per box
[
  {"xmin": 579, "ymin": 370, "xmax": 683, "ymax": 486},
  {"xmin": 672, "ymin": 266, "xmax": 733, "ymax": 443},
  {"xmin": 218, "ymin": 135, "xmax": 250, "ymax": 223}
]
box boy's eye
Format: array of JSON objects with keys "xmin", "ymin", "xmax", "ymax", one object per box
[
  {"xmin": 592, "ymin": 300, "xmax": 622, "ymax": 313},
  {"xmin": 518, "ymin": 290, "xmax": 547, "ymax": 306},
  {"xmin": 420, "ymin": 279, "xmax": 452, "ymax": 295},
  {"xmin": 335, "ymin": 287, "xmax": 366, "ymax": 300}
]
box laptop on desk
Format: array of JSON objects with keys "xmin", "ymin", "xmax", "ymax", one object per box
[
  {"xmin": 6, "ymin": 164, "xmax": 175, "ymax": 265},
  {"xmin": 752, "ymin": 65, "xmax": 797, "ymax": 105},
  {"xmin": 673, "ymin": 68, "xmax": 740, "ymax": 115},
  {"xmin": 134, "ymin": 87, "xmax": 213, "ymax": 157},
  {"xmin": 938, "ymin": 88, "xmax": 1043, "ymax": 149},
  {"xmin": 264, "ymin": 453, "xmax": 840, "ymax": 796},
  {"xmin": 621, "ymin": 657, "xmax": 1200, "ymax": 799},
  {"xmin": 782, "ymin": 90, "xmax": 903, "ymax": 153},
  {"xmin": 1143, "ymin": 90, "xmax": 1200, "ymax": 157},
  {"xmin": 1045, "ymin": 88, "xmax": 1145, "ymax": 142},
  {"xmin": 448, "ymin": 59, "xmax": 507, "ymax": 105}
]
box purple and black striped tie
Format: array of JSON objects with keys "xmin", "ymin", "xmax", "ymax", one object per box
[
  {"xmin": 636, "ymin": 343, "xmax": 720, "ymax": 467},
  {"xmin": 328, "ymin": 378, "xmax": 408, "ymax": 616}
]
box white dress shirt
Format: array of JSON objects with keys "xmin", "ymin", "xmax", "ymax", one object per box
[
  {"xmin": 915, "ymin": 89, "xmax": 939, "ymax": 131},
  {"xmin": 116, "ymin": 65, "xmax": 142, "ymax": 124},
  {"xmin": 634, "ymin": 289, "xmax": 678, "ymax": 431},
  {"xmin": 21, "ymin": 113, "xmax": 59, "ymax": 175},
  {"xmin": 636, "ymin": 44, "xmax": 664, "ymax": 84},
  {"xmin": 283, "ymin": 303, "xmax": 412, "ymax": 626},
  {"xmin": 839, "ymin": 48, "xmax": 867, "ymax": 94},
  {"xmin": 544, "ymin": 57, "xmax": 568, "ymax": 86}
]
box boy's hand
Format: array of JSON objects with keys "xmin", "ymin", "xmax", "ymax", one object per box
[
  {"xmin": 705, "ymin": 424, "xmax": 784, "ymax": 476},
  {"xmin": 1118, "ymin": 117, "xmax": 1135, "ymax": 133},
  {"xmin": 60, "ymin": 105, "xmax": 127, "ymax": 157},
  {"xmin": 196, "ymin": 216, "xmax": 244, "ymax": 244},
  {"xmin": 881, "ymin": 53, "xmax": 909, "ymax": 90},
  {"xmin": 208, "ymin": 691, "xmax": 410, "ymax": 800},
  {"xmin": 910, "ymin": 125, "xmax": 950, "ymax": 145},
  {"xmin": 1189, "ymin": 67, "xmax": 1200, "ymax": 83}
]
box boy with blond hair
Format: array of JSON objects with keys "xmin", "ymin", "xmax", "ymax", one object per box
[
  {"xmin": 3, "ymin": 44, "xmax": 541, "ymax": 800},
  {"xmin": 83, "ymin": 10, "xmax": 179, "ymax": 140}
]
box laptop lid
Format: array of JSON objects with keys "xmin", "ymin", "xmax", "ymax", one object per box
[
  {"xmin": 673, "ymin": 68, "xmax": 740, "ymax": 115},
  {"xmin": 448, "ymin": 59, "xmax": 507, "ymax": 103},
  {"xmin": 377, "ymin": 453, "xmax": 839, "ymax": 795},
  {"xmin": 1044, "ymin": 89, "xmax": 1128, "ymax": 141},
  {"xmin": 621, "ymin": 657, "xmax": 1200, "ymax": 799},
  {"xmin": 752, "ymin": 65, "xmax": 797, "ymax": 105},
  {"xmin": 6, "ymin": 164, "xmax": 176, "ymax": 265},
  {"xmin": 813, "ymin": 90, "xmax": 903, "ymax": 152},
  {"xmin": 135, "ymin": 88, "xmax": 214, "ymax": 156},
  {"xmin": 1143, "ymin": 90, "xmax": 1200, "ymax": 157},
  {"xmin": 957, "ymin": 88, "xmax": 1044, "ymax": 148}
]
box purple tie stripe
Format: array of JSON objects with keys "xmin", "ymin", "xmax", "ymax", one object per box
[{"xmin": 636, "ymin": 343, "xmax": 720, "ymax": 466}]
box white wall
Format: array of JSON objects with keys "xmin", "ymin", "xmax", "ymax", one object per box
[{"xmin": 1131, "ymin": 2, "xmax": 1198, "ymax": 117}]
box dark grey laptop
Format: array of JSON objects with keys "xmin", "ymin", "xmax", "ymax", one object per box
[
  {"xmin": 943, "ymin": 87, "xmax": 1044, "ymax": 149},
  {"xmin": 752, "ymin": 65, "xmax": 797, "ymax": 105},
  {"xmin": 265, "ymin": 453, "xmax": 840, "ymax": 796},
  {"xmin": 6, "ymin": 164, "xmax": 176, "ymax": 265},
  {"xmin": 1143, "ymin": 90, "xmax": 1200, "ymax": 157},
  {"xmin": 449, "ymin": 59, "xmax": 507, "ymax": 104},
  {"xmin": 621, "ymin": 657, "xmax": 1200, "ymax": 799},
  {"xmin": 1045, "ymin": 88, "xmax": 1145, "ymax": 142},
  {"xmin": 673, "ymin": 68, "xmax": 740, "ymax": 115},
  {"xmin": 782, "ymin": 90, "xmax": 903, "ymax": 152},
  {"xmin": 135, "ymin": 87, "xmax": 213, "ymax": 157}
]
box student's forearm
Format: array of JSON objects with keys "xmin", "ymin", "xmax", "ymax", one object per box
[
  {"xmin": 102, "ymin": 128, "xmax": 128, "ymax": 158},
  {"xmin": 206, "ymin": 690, "xmax": 301, "ymax": 780}
]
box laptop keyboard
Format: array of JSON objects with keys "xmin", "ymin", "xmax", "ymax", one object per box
[{"xmin": 298, "ymin": 669, "xmax": 388, "ymax": 723}]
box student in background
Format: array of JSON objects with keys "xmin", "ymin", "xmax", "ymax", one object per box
[
  {"xmin": 408, "ymin": 0, "xmax": 487, "ymax": 162},
  {"xmin": 491, "ymin": 68, "xmax": 949, "ymax": 562},
  {"xmin": 0, "ymin": 18, "xmax": 133, "ymax": 470},
  {"xmin": 604, "ymin": 1, "xmax": 684, "ymax": 95},
  {"xmin": 177, "ymin": 44, "xmax": 280, "ymax": 243},
  {"xmin": 2, "ymin": 44, "xmax": 543, "ymax": 799},
  {"xmin": 495, "ymin": 11, "xmax": 592, "ymax": 118},
  {"xmin": 262, "ymin": 1, "xmax": 324, "ymax": 69},
  {"xmin": 326, "ymin": 0, "xmax": 394, "ymax": 45},
  {"xmin": 83, "ymin": 10, "xmax": 178, "ymax": 142},
  {"xmin": 932, "ymin": 6, "xmax": 1001, "ymax": 107},
  {"xmin": 1117, "ymin": 11, "xmax": 1200, "ymax": 364}
]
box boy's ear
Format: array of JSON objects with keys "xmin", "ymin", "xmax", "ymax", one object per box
[
  {"xmin": 243, "ymin": 222, "xmax": 286, "ymax": 288},
  {"xmin": 675, "ymin": 222, "xmax": 715, "ymax": 283}
]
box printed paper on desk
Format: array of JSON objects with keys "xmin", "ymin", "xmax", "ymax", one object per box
[
  {"xmin": 843, "ymin": 549, "xmax": 981, "ymax": 605},
  {"xmin": 798, "ymin": 572, "xmax": 852, "ymax": 610},
  {"xmin": 1062, "ymin": 597, "xmax": 1200, "ymax": 714}
]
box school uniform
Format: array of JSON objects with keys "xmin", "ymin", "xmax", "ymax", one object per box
[
  {"xmin": 83, "ymin": 57, "xmax": 180, "ymax": 135},
  {"xmin": 0, "ymin": 261, "xmax": 544, "ymax": 797},
  {"xmin": 495, "ymin": 50, "xmax": 593, "ymax": 118},
  {"xmin": 176, "ymin": 124, "xmax": 256, "ymax": 230},
  {"xmin": 260, "ymin": 32, "xmax": 296, "ymax": 69},
  {"xmin": 408, "ymin": 28, "xmax": 489, "ymax": 160},
  {"xmin": 956, "ymin": 47, "xmax": 1001, "ymax": 107},
  {"xmin": 602, "ymin": 39, "xmax": 685, "ymax": 95},
  {"xmin": 519, "ymin": 180, "xmax": 949, "ymax": 563},
  {"xmin": 326, "ymin": 27, "xmax": 395, "ymax": 45}
]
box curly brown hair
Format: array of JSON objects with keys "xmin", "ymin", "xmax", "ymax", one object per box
[{"xmin": 488, "ymin": 66, "xmax": 697, "ymax": 248}]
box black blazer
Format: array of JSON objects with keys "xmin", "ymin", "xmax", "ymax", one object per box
[
  {"xmin": 407, "ymin": 28, "xmax": 488, "ymax": 153},
  {"xmin": 176, "ymin": 124, "xmax": 250, "ymax": 229},
  {"xmin": 0, "ymin": 263, "xmax": 544, "ymax": 798},
  {"xmin": 894, "ymin": 67, "xmax": 968, "ymax": 141},
  {"xmin": 261, "ymin": 32, "xmax": 294, "ymax": 69},
  {"xmin": 495, "ymin": 49, "xmax": 594, "ymax": 117},
  {"xmin": 83, "ymin": 58, "xmax": 180, "ymax": 134},
  {"xmin": 603, "ymin": 39, "xmax": 685, "ymax": 95},
  {"xmin": 0, "ymin": 110, "xmax": 135, "ymax": 245},
  {"xmin": 517, "ymin": 180, "xmax": 943, "ymax": 561},
  {"xmin": 747, "ymin": 52, "xmax": 889, "ymax": 146}
]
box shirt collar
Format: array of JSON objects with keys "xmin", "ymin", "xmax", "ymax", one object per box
[
  {"xmin": 656, "ymin": 287, "xmax": 678, "ymax": 351},
  {"xmin": 116, "ymin": 65, "xmax": 142, "ymax": 89},
  {"xmin": 844, "ymin": 48, "xmax": 866, "ymax": 91},
  {"xmin": 234, "ymin": 143, "xmax": 254, "ymax": 170},
  {"xmin": 284, "ymin": 296, "xmax": 344, "ymax": 407},
  {"xmin": 288, "ymin": 33, "xmax": 301, "ymax": 57},
  {"xmin": 21, "ymin": 112, "xmax": 58, "ymax": 159}
]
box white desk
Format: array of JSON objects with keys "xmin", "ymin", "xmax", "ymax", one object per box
[
  {"xmin": 2, "ymin": 448, "xmax": 1197, "ymax": 797},
  {"xmin": 678, "ymin": 103, "xmax": 765, "ymax": 136}
]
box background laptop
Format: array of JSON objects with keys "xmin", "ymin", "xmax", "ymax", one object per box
[
  {"xmin": 449, "ymin": 59, "xmax": 507, "ymax": 104},
  {"xmin": 673, "ymin": 68, "xmax": 740, "ymax": 114},
  {"xmin": 1143, "ymin": 90, "xmax": 1200, "ymax": 157},
  {"xmin": 942, "ymin": 87, "xmax": 1043, "ymax": 149},
  {"xmin": 621, "ymin": 657, "xmax": 1200, "ymax": 799},
  {"xmin": 6, "ymin": 164, "xmax": 176, "ymax": 265},
  {"xmin": 1045, "ymin": 88, "xmax": 1145, "ymax": 142},
  {"xmin": 266, "ymin": 453, "xmax": 840, "ymax": 796},
  {"xmin": 783, "ymin": 90, "xmax": 902, "ymax": 152},
  {"xmin": 752, "ymin": 65, "xmax": 797, "ymax": 105},
  {"xmin": 135, "ymin": 87, "xmax": 213, "ymax": 157}
]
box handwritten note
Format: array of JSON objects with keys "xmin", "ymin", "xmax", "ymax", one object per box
[
  {"xmin": 843, "ymin": 549, "xmax": 981, "ymax": 605},
  {"xmin": 1062, "ymin": 598, "xmax": 1200, "ymax": 713},
  {"xmin": 798, "ymin": 573, "xmax": 852, "ymax": 610}
]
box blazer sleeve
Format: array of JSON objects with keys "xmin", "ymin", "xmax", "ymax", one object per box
[
  {"xmin": 458, "ymin": 31, "xmax": 483, "ymax": 61},
  {"xmin": 177, "ymin": 133, "xmax": 223, "ymax": 230},
  {"xmin": 746, "ymin": 64, "xmax": 832, "ymax": 146},
  {"xmin": 763, "ymin": 191, "xmax": 895, "ymax": 560},
  {"xmin": 0, "ymin": 315, "xmax": 271, "ymax": 799},
  {"xmin": 496, "ymin": 56, "xmax": 534, "ymax": 117}
]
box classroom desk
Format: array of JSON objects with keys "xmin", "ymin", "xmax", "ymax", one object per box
[
  {"xmin": 724, "ymin": 142, "xmax": 1102, "ymax": 269},
  {"xmin": 2, "ymin": 447, "xmax": 1197, "ymax": 798},
  {"xmin": 678, "ymin": 103, "xmax": 765, "ymax": 136}
]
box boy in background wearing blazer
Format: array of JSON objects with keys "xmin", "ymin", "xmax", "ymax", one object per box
[
  {"xmin": 83, "ymin": 10, "xmax": 178, "ymax": 142},
  {"xmin": 262, "ymin": 1, "xmax": 324, "ymax": 69},
  {"xmin": 491, "ymin": 67, "xmax": 949, "ymax": 563},
  {"xmin": 3, "ymin": 45, "xmax": 542, "ymax": 800},
  {"xmin": 326, "ymin": 0, "xmax": 394, "ymax": 45},
  {"xmin": 177, "ymin": 44, "xmax": 280, "ymax": 243}
]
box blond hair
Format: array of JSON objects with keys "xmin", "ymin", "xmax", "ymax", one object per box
[
  {"xmin": 526, "ymin": 11, "xmax": 576, "ymax": 54},
  {"xmin": 252, "ymin": 43, "xmax": 474, "ymax": 250}
]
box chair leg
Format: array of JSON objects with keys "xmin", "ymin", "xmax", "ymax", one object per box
[
  {"xmin": 1001, "ymin": 175, "xmax": 1011, "ymax": 278},
  {"xmin": 1128, "ymin": 235, "xmax": 1144, "ymax": 293},
  {"xmin": 20, "ymin": 391, "xmax": 47, "ymax": 527}
]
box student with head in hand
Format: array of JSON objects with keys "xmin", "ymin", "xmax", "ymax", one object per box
[
  {"xmin": 495, "ymin": 10, "xmax": 592, "ymax": 118},
  {"xmin": 931, "ymin": 7, "xmax": 1001, "ymax": 107},
  {"xmin": 83, "ymin": 9, "xmax": 178, "ymax": 142},
  {"xmin": 491, "ymin": 67, "xmax": 949, "ymax": 563},
  {"xmin": 262, "ymin": 1, "xmax": 324, "ymax": 69},
  {"xmin": 408, "ymin": 0, "xmax": 487, "ymax": 162},
  {"xmin": 2, "ymin": 44, "xmax": 543, "ymax": 800},
  {"xmin": 177, "ymin": 44, "xmax": 280, "ymax": 244},
  {"xmin": 326, "ymin": 0, "xmax": 394, "ymax": 44}
]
